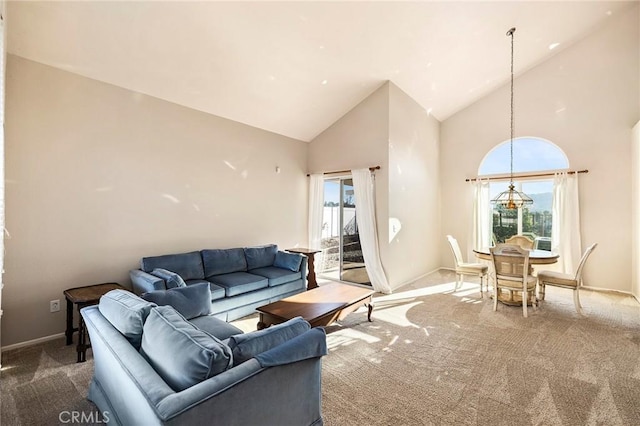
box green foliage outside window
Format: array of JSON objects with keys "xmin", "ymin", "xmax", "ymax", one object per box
[{"xmin": 492, "ymin": 207, "xmax": 552, "ymax": 243}]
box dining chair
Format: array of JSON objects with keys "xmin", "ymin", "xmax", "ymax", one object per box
[
  {"xmin": 446, "ymin": 235, "xmax": 489, "ymax": 297},
  {"xmin": 537, "ymin": 243, "xmax": 597, "ymax": 315},
  {"xmin": 505, "ymin": 235, "xmax": 534, "ymax": 250},
  {"xmin": 490, "ymin": 244, "xmax": 537, "ymax": 317}
]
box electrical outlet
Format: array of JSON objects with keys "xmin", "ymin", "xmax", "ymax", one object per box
[{"xmin": 50, "ymin": 299, "xmax": 60, "ymax": 313}]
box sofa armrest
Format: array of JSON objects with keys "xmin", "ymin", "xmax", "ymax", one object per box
[
  {"xmin": 82, "ymin": 305, "xmax": 175, "ymax": 425},
  {"xmin": 155, "ymin": 358, "xmax": 264, "ymax": 418},
  {"xmin": 157, "ymin": 357, "xmax": 323, "ymax": 425},
  {"xmin": 130, "ymin": 269, "xmax": 166, "ymax": 295},
  {"xmin": 254, "ymin": 327, "xmax": 327, "ymax": 367}
]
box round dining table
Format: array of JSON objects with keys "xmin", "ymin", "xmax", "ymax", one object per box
[
  {"xmin": 473, "ymin": 247, "xmax": 559, "ymax": 305},
  {"xmin": 473, "ymin": 248, "xmax": 559, "ymax": 264}
]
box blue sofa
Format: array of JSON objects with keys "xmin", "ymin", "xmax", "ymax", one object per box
[
  {"xmin": 129, "ymin": 244, "xmax": 307, "ymax": 321},
  {"xmin": 82, "ymin": 289, "xmax": 327, "ymax": 425}
]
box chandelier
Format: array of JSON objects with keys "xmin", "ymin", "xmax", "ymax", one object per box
[{"xmin": 491, "ymin": 27, "xmax": 533, "ymax": 210}]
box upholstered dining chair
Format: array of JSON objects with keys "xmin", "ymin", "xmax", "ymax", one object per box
[
  {"xmin": 505, "ymin": 235, "xmax": 534, "ymax": 250},
  {"xmin": 446, "ymin": 235, "xmax": 489, "ymax": 297},
  {"xmin": 537, "ymin": 243, "xmax": 598, "ymax": 315},
  {"xmin": 490, "ymin": 244, "xmax": 537, "ymax": 318}
]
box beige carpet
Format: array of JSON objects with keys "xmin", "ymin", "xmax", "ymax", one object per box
[
  {"xmin": 2, "ymin": 269, "xmax": 640, "ymax": 425},
  {"xmin": 320, "ymin": 270, "xmax": 640, "ymax": 425}
]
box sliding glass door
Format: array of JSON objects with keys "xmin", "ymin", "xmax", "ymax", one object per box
[{"xmin": 319, "ymin": 178, "xmax": 370, "ymax": 285}]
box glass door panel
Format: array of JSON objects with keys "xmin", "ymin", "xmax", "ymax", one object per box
[
  {"xmin": 320, "ymin": 179, "xmax": 340, "ymax": 279},
  {"xmin": 340, "ymin": 179, "xmax": 370, "ymax": 285},
  {"xmin": 318, "ymin": 178, "xmax": 370, "ymax": 285}
]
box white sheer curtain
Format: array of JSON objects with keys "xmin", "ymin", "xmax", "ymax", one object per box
[
  {"xmin": 551, "ymin": 172, "xmax": 582, "ymax": 274},
  {"xmin": 351, "ymin": 168, "xmax": 392, "ymax": 294},
  {"xmin": 308, "ymin": 174, "xmax": 324, "ymax": 253},
  {"xmin": 472, "ymin": 179, "xmax": 492, "ymax": 253},
  {"xmin": 0, "ymin": 9, "xmax": 5, "ymax": 358}
]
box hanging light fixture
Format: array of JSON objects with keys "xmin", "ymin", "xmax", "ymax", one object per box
[{"xmin": 491, "ymin": 27, "xmax": 533, "ymax": 210}]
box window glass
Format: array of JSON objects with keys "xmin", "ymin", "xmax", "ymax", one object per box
[
  {"xmin": 479, "ymin": 137, "xmax": 568, "ymax": 175},
  {"xmin": 490, "ymin": 181, "xmax": 553, "ymax": 245},
  {"xmin": 480, "ymin": 137, "xmax": 567, "ymax": 249}
]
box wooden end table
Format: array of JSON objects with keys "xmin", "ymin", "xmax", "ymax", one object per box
[
  {"xmin": 256, "ymin": 282, "xmax": 374, "ymax": 330},
  {"xmin": 64, "ymin": 282, "xmax": 124, "ymax": 362},
  {"xmin": 285, "ymin": 247, "xmax": 321, "ymax": 290}
]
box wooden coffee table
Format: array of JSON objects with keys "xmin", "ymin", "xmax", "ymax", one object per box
[{"xmin": 256, "ymin": 282, "xmax": 374, "ymax": 329}]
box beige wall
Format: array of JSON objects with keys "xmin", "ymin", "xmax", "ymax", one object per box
[
  {"xmin": 309, "ymin": 82, "xmax": 440, "ymax": 290},
  {"xmin": 633, "ymin": 120, "xmax": 640, "ymax": 300},
  {"xmin": 2, "ymin": 56, "xmax": 308, "ymax": 346},
  {"xmin": 387, "ymin": 83, "xmax": 440, "ymax": 286},
  {"xmin": 308, "ymin": 82, "xmax": 390, "ymax": 175},
  {"xmin": 441, "ymin": 6, "xmax": 640, "ymax": 292},
  {"xmin": 308, "ymin": 82, "xmax": 390, "ymax": 283}
]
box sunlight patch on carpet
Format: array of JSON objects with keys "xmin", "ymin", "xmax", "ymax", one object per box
[
  {"xmin": 326, "ymin": 328, "xmax": 380, "ymax": 350},
  {"xmin": 368, "ymin": 301, "xmax": 424, "ymax": 328}
]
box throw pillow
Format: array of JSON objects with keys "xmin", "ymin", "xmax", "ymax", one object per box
[
  {"xmin": 98, "ymin": 290, "xmax": 156, "ymax": 349},
  {"xmin": 273, "ymin": 251, "xmax": 303, "ymax": 272},
  {"xmin": 140, "ymin": 306, "xmax": 233, "ymax": 392},
  {"xmin": 141, "ymin": 282, "xmax": 212, "ymax": 320},
  {"xmin": 151, "ymin": 268, "xmax": 187, "ymax": 289},
  {"xmin": 227, "ymin": 317, "xmax": 310, "ymax": 364}
]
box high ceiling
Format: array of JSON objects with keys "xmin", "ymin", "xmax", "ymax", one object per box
[{"xmin": 7, "ymin": 1, "xmax": 636, "ymax": 141}]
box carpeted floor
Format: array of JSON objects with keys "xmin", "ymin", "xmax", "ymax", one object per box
[
  {"xmin": 1, "ymin": 337, "xmax": 96, "ymax": 425},
  {"xmin": 2, "ymin": 269, "xmax": 640, "ymax": 425}
]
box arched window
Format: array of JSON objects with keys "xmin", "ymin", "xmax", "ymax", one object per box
[
  {"xmin": 479, "ymin": 137, "xmax": 569, "ymax": 175},
  {"xmin": 478, "ymin": 137, "xmax": 569, "ymax": 246}
]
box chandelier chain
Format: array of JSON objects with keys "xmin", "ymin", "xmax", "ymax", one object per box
[{"xmin": 490, "ymin": 27, "xmax": 532, "ymax": 209}]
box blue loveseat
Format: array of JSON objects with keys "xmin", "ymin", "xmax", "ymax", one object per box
[
  {"xmin": 82, "ymin": 289, "xmax": 327, "ymax": 425},
  {"xmin": 129, "ymin": 244, "xmax": 307, "ymax": 321}
]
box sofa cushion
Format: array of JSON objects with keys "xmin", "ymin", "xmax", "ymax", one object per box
[
  {"xmin": 140, "ymin": 251, "xmax": 205, "ymax": 281},
  {"xmin": 244, "ymin": 244, "xmax": 278, "ymax": 270},
  {"xmin": 98, "ymin": 290, "xmax": 156, "ymax": 350},
  {"xmin": 151, "ymin": 268, "xmax": 187, "ymax": 289},
  {"xmin": 227, "ymin": 317, "xmax": 311, "ymax": 364},
  {"xmin": 273, "ymin": 251, "xmax": 303, "ymax": 272},
  {"xmin": 185, "ymin": 279, "xmax": 226, "ymax": 301},
  {"xmin": 202, "ymin": 248, "xmax": 247, "ymax": 277},
  {"xmin": 210, "ymin": 272, "xmax": 269, "ymax": 297},
  {"xmin": 141, "ymin": 282, "xmax": 211, "ymax": 320},
  {"xmin": 140, "ymin": 306, "xmax": 233, "ymax": 392},
  {"xmin": 189, "ymin": 316, "xmax": 244, "ymax": 341},
  {"xmin": 250, "ymin": 266, "xmax": 302, "ymax": 287}
]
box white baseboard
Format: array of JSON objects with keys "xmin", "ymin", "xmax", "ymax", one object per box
[
  {"xmin": 2, "ymin": 332, "xmax": 65, "ymax": 352},
  {"xmin": 420, "ymin": 269, "xmax": 639, "ymax": 302},
  {"xmin": 392, "ymin": 267, "xmax": 446, "ymax": 291},
  {"xmin": 582, "ymin": 285, "xmax": 635, "ymax": 298}
]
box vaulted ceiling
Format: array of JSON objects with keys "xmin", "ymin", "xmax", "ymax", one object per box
[{"xmin": 7, "ymin": 1, "xmax": 636, "ymax": 141}]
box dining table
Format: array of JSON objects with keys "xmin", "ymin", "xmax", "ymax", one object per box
[
  {"xmin": 473, "ymin": 248, "xmax": 559, "ymax": 265},
  {"xmin": 473, "ymin": 247, "xmax": 559, "ymax": 306}
]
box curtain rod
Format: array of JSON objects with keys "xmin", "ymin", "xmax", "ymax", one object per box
[
  {"xmin": 306, "ymin": 166, "xmax": 380, "ymax": 177},
  {"xmin": 465, "ymin": 169, "xmax": 588, "ymax": 182}
]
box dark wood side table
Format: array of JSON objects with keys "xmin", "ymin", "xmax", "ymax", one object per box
[
  {"xmin": 285, "ymin": 248, "xmax": 321, "ymax": 290},
  {"xmin": 64, "ymin": 282, "xmax": 124, "ymax": 362}
]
